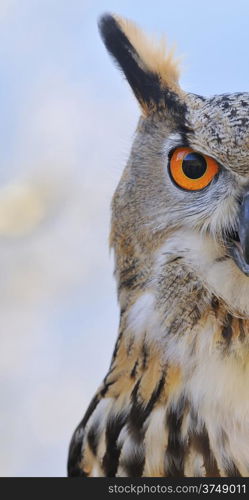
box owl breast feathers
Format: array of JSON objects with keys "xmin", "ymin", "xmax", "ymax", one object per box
[{"xmin": 68, "ymin": 14, "xmax": 249, "ymax": 477}]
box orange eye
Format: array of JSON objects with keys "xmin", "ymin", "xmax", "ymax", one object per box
[{"xmin": 169, "ymin": 147, "xmax": 219, "ymax": 191}]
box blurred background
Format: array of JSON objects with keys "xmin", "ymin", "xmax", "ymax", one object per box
[{"xmin": 1, "ymin": 0, "xmax": 249, "ymax": 477}]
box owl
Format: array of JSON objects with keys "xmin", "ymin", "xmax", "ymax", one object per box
[{"xmin": 68, "ymin": 14, "xmax": 249, "ymax": 477}]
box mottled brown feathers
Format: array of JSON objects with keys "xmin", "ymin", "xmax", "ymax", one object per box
[
  {"xmin": 68, "ymin": 280, "xmax": 249, "ymax": 476},
  {"xmin": 68, "ymin": 13, "xmax": 249, "ymax": 478}
]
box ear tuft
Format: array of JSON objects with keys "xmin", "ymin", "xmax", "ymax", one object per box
[
  {"xmin": 98, "ymin": 14, "xmax": 184, "ymax": 115},
  {"xmin": 113, "ymin": 15, "xmax": 181, "ymax": 93}
]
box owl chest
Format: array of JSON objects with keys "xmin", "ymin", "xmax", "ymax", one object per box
[
  {"xmin": 116, "ymin": 367, "xmax": 249, "ymax": 477},
  {"xmin": 122, "ymin": 321, "xmax": 249, "ymax": 476},
  {"xmin": 83, "ymin": 384, "xmax": 249, "ymax": 477},
  {"xmin": 81, "ymin": 303, "xmax": 249, "ymax": 477}
]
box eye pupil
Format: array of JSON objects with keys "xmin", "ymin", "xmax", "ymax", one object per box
[{"xmin": 182, "ymin": 153, "xmax": 207, "ymax": 179}]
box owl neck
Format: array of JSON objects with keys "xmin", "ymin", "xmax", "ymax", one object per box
[{"xmin": 114, "ymin": 230, "xmax": 249, "ymax": 367}]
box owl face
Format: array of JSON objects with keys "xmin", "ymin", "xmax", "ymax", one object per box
[
  {"xmin": 160, "ymin": 95, "xmax": 249, "ymax": 276},
  {"xmin": 100, "ymin": 15, "xmax": 249, "ymax": 286}
]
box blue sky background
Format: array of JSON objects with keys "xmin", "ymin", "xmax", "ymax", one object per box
[{"xmin": 1, "ymin": 0, "xmax": 249, "ymax": 477}]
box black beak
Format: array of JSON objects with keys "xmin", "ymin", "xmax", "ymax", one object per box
[
  {"xmin": 238, "ymin": 193, "xmax": 249, "ymax": 265},
  {"xmin": 228, "ymin": 192, "xmax": 249, "ymax": 276}
]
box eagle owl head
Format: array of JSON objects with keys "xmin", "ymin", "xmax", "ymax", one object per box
[{"xmin": 100, "ymin": 14, "xmax": 249, "ymax": 316}]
